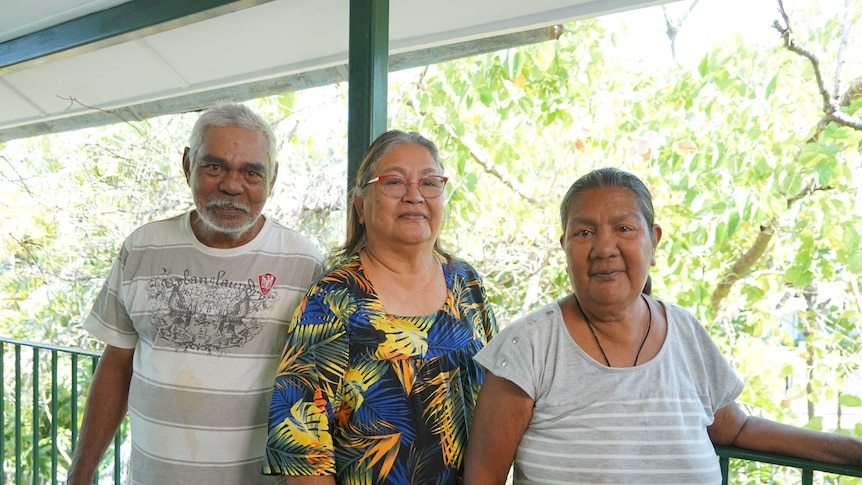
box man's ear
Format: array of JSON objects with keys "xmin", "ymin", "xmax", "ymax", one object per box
[
  {"xmin": 182, "ymin": 147, "xmax": 192, "ymax": 184},
  {"xmin": 269, "ymin": 163, "xmax": 279, "ymax": 192}
]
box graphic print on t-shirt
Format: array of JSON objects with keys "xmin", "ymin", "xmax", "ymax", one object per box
[{"xmin": 146, "ymin": 269, "xmax": 279, "ymax": 353}]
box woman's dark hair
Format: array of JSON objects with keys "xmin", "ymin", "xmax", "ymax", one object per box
[
  {"xmin": 331, "ymin": 129, "xmax": 450, "ymax": 264},
  {"xmin": 559, "ymin": 167, "xmax": 656, "ymax": 295}
]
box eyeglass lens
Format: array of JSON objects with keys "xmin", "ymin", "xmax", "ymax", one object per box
[{"xmin": 377, "ymin": 176, "xmax": 446, "ymax": 198}]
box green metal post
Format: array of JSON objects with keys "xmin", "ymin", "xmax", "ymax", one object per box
[
  {"xmin": 15, "ymin": 346, "xmax": 22, "ymax": 485},
  {"xmin": 347, "ymin": 0, "xmax": 389, "ymax": 198},
  {"xmin": 71, "ymin": 353, "xmax": 79, "ymax": 452},
  {"xmin": 0, "ymin": 343, "xmax": 4, "ymax": 485},
  {"xmin": 33, "ymin": 349, "xmax": 41, "ymax": 484},
  {"xmin": 115, "ymin": 431, "xmax": 122, "ymax": 483},
  {"xmin": 94, "ymin": 355, "xmax": 102, "ymax": 485},
  {"xmin": 52, "ymin": 350, "xmax": 59, "ymax": 484}
]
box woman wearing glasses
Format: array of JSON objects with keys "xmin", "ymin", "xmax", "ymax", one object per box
[{"xmin": 263, "ymin": 130, "xmax": 498, "ymax": 484}]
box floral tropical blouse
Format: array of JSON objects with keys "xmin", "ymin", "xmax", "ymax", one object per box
[{"xmin": 263, "ymin": 252, "xmax": 498, "ymax": 484}]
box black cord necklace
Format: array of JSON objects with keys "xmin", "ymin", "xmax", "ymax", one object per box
[{"xmin": 575, "ymin": 293, "xmax": 652, "ymax": 367}]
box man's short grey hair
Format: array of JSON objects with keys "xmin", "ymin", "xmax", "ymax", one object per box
[{"xmin": 188, "ymin": 104, "xmax": 278, "ymax": 179}]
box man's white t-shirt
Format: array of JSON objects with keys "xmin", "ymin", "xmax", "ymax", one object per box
[{"xmin": 84, "ymin": 212, "xmax": 324, "ymax": 484}]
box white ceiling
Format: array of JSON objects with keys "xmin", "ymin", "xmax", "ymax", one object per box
[{"xmin": 0, "ymin": 0, "xmax": 672, "ymax": 141}]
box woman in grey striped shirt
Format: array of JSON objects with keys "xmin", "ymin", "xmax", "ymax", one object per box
[{"xmin": 464, "ymin": 167, "xmax": 862, "ymax": 484}]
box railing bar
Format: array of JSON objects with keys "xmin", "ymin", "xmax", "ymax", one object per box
[
  {"xmin": 7, "ymin": 336, "xmax": 862, "ymax": 485},
  {"xmin": 802, "ymin": 468, "xmax": 813, "ymax": 485},
  {"xmin": 33, "ymin": 349, "xmax": 41, "ymax": 484},
  {"xmin": 72, "ymin": 353, "xmax": 79, "ymax": 453},
  {"xmin": 0, "ymin": 342, "xmax": 5, "ymax": 485},
  {"xmin": 15, "ymin": 345, "xmax": 23, "ymax": 485},
  {"xmin": 114, "ymin": 430, "xmax": 121, "ymax": 484},
  {"xmin": 52, "ymin": 350, "xmax": 60, "ymax": 485},
  {"xmin": 714, "ymin": 445, "xmax": 862, "ymax": 477},
  {"xmin": 0, "ymin": 336, "xmax": 100, "ymax": 357},
  {"xmin": 93, "ymin": 355, "xmax": 100, "ymax": 485}
]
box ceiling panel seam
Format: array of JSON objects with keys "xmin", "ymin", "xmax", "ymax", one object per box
[{"xmin": 136, "ymin": 38, "xmax": 190, "ymax": 88}]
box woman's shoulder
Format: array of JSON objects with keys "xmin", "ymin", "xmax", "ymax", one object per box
[
  {"xmin": 313, "ymin": 255, "xmax": 365, "ymax": 288},
  {"xmin": 439, "ymin": 252, "xmax": 469, "ymax": 267},
  {"xmin": 440, "ymin": 253, "xmax": 484, "ymax": 278},
  {"xmin": 659, "ymin": 299, "xmax": 716, "ymax": 340},
  {"xmin": 498, "ymin": 301, "xmax": 562, "ymax": 336}
]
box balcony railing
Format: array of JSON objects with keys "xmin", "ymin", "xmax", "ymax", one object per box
[
  {"xmin": 1, "ymin": 337, "xmax": 128, "ymax": 485},
  {"xmin": 716, "ymin": 445, "xmax": 862, "ymax": 484},
  {"xmin": 3, "ymin": 337, "xmax": 861, "ymax": 484}
]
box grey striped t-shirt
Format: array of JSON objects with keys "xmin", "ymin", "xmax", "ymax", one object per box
[
  {"xmin": 474, "ymin": 300, "xmax": 743, "ymax": 484},
  {"xmin": 84, "ymin": 212, "xmax": 324, "ymax": 484}
]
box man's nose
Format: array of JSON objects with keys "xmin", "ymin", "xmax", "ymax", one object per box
[{"xmin": 218, "ymin": 170, "xmax": 243, "ymax": 194}]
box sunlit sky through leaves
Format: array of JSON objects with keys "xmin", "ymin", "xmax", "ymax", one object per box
[{"xmin": 601, "ymin": 0, "xmax": 782, "ymax": 69}]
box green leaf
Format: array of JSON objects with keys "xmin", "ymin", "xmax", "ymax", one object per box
[
  {"xmin": 726, "ymin": 212, "xmax": 740, "ymax": 238},
  {"xmin": 814, "ymin": 154, "xmax": 839, "ymax": 186},
  {"xmin": 839, "ymin": 394, "xmax": 862, "ymax": 407},
  {"xmin": 802, "ymin": 417, "xmax": 824, "ymax": 431},
  {"xmin": 698, "ymin": 56, "xmax": 709, "ymax": 77},
  {"xmin": 776, "ymin": 168, "xmax": 804, "ymax": 196},
  {"xmin": 765, "ymin": 73, "xmax": 778, "ymax": 98},
  {"xmin": 846, "ymin": 252, "xmax": 862, "ymax": 273},
  {"xmin": 784, "ymin": 266, "xmax": 813, "ymax": 286},
  {"xmin": 512, "ymin": 50, "xmax": 525, "ymax": 79},
  {"xmin": 797, "ymin": 143, "xmax": 822, "ymax": 167}
]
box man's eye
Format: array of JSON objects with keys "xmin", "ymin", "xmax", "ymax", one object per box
[{"xmin": 247, "ymin": 171, "xmax": 262, "ymax": 178}]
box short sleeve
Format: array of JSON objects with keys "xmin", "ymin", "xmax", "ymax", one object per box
[
  {"xmin": 473, "ymin": 318, "xmax": 542, "ymax": 400},
  {"xmin": 667, "ymin": 303, "xmax": 744, "ymax": 418},
  {"xmin": 82, "ymin": 241, "xmax": 138, "ymax": 349}
]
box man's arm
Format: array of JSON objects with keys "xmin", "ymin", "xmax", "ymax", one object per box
[
  {"xmin": 463, "ymin": 372, "xmax": 535, "ymax": 485},
  {"xmin": 709, "ymin": 400, "xmax": 862, "ymax": 467},
  {"xmin": 66, "ymin": 345, "xmax": 135, "ymax": 485}
]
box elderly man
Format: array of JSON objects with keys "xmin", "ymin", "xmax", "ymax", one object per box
[{"xmin": 67, "ymin": 104, "xmax": 324, "ymax": 484}]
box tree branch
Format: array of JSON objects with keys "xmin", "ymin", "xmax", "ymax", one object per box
[
  {"xmin": 786, "ymin": 179, "xmax": 835, "ymax": 207},
  {"xmin": 1, "ymin": 154, "xmax": 37, "ymax": 200},
  {"xmin": 661, "ymin": 0, "xmax": 701, "ymax": 60},
  {"xmin": 441, "ymin": 124, "xmax": 541, "ymax": 206},
  {"xmin": 711, "ymin": 219, "xmax": 776, "ymax": 315},
  {"xmin": 772, "ymin": 0, "xmax": 862, "ymax": 130},
  {"xmin": 710, "ymin": 179, "xmax": 835, "ymax": 314},
  {"xmin": 712, "ymin": 0, "xmax": 862, "ymax": 315},
  {"xmin": 832, "ymin": 0, "xmax": 851, "ymax": 99},
  {"xmin": 772, "ymin": 14, "xmax": 833, "ymax": 110}
]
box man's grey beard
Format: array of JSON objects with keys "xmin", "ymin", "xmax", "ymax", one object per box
[{"xmin": 194, "ymin": 198, "xmax": 261, "ymax": 240}]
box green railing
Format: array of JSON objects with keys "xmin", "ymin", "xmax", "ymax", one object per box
[
  {"xmin": 1, "ymin": 337, "xmax": 128, "ymax": 485},
  {"xmin": 716, "ymin": 445, "xmax": 862, "ymax": 484},
  {"xmin": 3, "ymin": 337, "xmax": 861, "ymax": 484}
]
